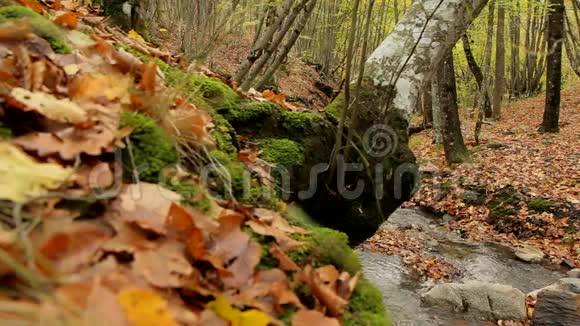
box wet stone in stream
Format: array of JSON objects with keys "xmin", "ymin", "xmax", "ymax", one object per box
[{"xmin": 357, "ymin": 208, "xmax": 566, "ymax": 324}]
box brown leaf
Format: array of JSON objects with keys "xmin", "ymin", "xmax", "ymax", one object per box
[
  {"xmin": 269, "ymin": 245, "xmax": 300, "ymax": 272},
  {"xmin": 37, "ymin": 221, "xmax": 112, "ymax": 274},
  {"xmin": 16, "ymin": 0, "xmax": 43, "ymax": 13},
  {"xmin": 113, "ymin": 183, "xmax": 181, "ymax": 235},
  {"xmin": 246, "ymin": 220, "xmax": 306, "ymax": 252},
  {"xmin": 0, "ymin": 21, "xmax": 32, "ymax": 41},
  {"xmin": 139, "ymin": 62, "xmax": 157, "ymax": 92},
  {"xmin": 133, "ymin": 240, "xmax": 193, "ymax": 288},
  {"xmin": 291, "ymin": 310, "xmax": 340, "ymax": 326},
  {"xmin": 54, "ymin": 12, "xmax": 78, "ymax": 29},
  {"xmin": 69, "ymin": 73, "xmax": 131, "ymax": 104},
  {"xmin": 314, "ymin": 265, "xmax": 340, "ymax": 287},
  {"xmin": 254, "ymin": 208, "xmax": 310, "ymax": 235},
  {"xmin": 336, "ymin": 271, "xmax": 360, "ymax": 300},
  {"xmin": 222, "ymin": 240, "xmax": 261, "ymax": 288}
]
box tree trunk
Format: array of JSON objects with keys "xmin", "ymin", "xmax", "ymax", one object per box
[
  {"xmin": 439, "ymin": 54, "xmax": 469, "ymax": 164},
  {"xmin": 239, "ymin": 0, "xmax": 310, "ymax": 90},
  {"xmin": 492, "ymin": 1, "xmax": 505, "ymax": 119},
  {"xmin": 255, "ymin": 0, "xmax": 318, "ymax": 89},
  {"xmin": 422, "ymin": 81, "xmax": 433, "ymax": 126},
  {"xmin": 540, "ymin": 0, "xmax": 564, "ymax": 133},
  {"xmin": 475, "ymin": 1, "xmax": 495, "ymax": 145},
  {"xmin": 462, "ymin": 34, "xmax": 492, "ymax": 117},
  {"xmin": 431, "ymin": 77, "xmax": 444, "ymax": 144},
  {"xmin": 301, "ymin": 0, "xmax": 489, "ymax": 242}
]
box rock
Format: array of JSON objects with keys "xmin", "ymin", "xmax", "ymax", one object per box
[
  {"xmin": 461, "ymin": 190, "xmax": 485, "ymax": 205},
  {"xmin": 514, "ymin": 246, "xmax": 544, "ymax": 263},
  {"xmin": 441, "ymin": 214, "xmax": 454, "ymax": 224},
  {"xmin": 567, "ymin": 268, "xmax": 580, "ymax": 278},
  {"xmin": 422, "ymin": 281, "xmax": 526, "ymax": 321},
  {"xmin": 532, "ymin": 290, "xmax": 580, "ymax": 326},
  {"xmin": 527, "ymin": 278, "xmax": 580, "ymax": 300},
  {"xmin": 561, "ymin": 259, "xmax": 576, "ymax": 269}
]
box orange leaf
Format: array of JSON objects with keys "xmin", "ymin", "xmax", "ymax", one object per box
[
  {"xmin": 39, "ymin": 233, "xmax": 71, "ymax": 260},
  {"xmin": 54, "ymin": 12, "xmax": 78, "ymax": 29},
  {"xmin": 17, "ymin": 0, "xmax": 43, "ymax": 13},
  {"xmin": 51, "ymin": 0, "xmax": 62, "ymax": 10},
  {"xmin": 186, "ymin": 227, "xmax": 205, "ymax": 260},
  {"xmin": 139, "ymin": 62, "xmax": 157, "ymax": 92}
]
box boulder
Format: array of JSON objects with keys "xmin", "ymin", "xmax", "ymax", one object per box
[
  {"xmin": 422, "ymin": 281, "xmax": 526, "ymax": 321},
  {"xmin": 514, "ymin": 246, "xmax": 545, "ymax": 263},
  {"xmin": 528, "ymin": 278, "xmax": 580, "ymax": 299},
  {"xmin": 567, "ymin": 268, "xmax": 580, "ymax": 278},
  {"xmin": 532, "ymin": 290, "xmax": 580, "ymax": 326}
]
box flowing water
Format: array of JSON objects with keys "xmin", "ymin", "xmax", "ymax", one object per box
[{"xmin": 357, "ymin": 208, "xmax": 566, "ymax": 325}]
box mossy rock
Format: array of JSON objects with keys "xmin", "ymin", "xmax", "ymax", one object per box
[
  {"xmin": 0, "ymin": 5, "xmax": 71, "ymax": 53},
  {"xmin": 345, "ymin": 278, "xmax": 392, "ymax": 326},
  {"xmin": 120, "ymin": 112, "xmax": 179, "ymax": 183},
  {"xmin": 208, "ymin": 150, "xmax": 280, "ymax": 209},
  {"xmin": 261, "ymin": 138, "xmax": 305, "ymax": 170},
  {"xmin": 0, "ymin": 123, "xmax": 13, "ymax": 139}
]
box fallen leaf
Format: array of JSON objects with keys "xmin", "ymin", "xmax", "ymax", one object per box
[
  {"xmin": 269, "ymin": 245, "xmax": 300, "ymax": 272},
  {"xmin": 10, "ymin": 87, "xmax": 88, "ymax": 123},
  {"xmin": 113, "ymin": 183, "xmax": 181, "ymax": 235},
  {"xmin": 69, "ymin": 73, "xmax": 131, "ymax": 104},
  {"xmin": 0, "ymin": 143, "xmax": 72, "ymax": 202},
  {"xmin": 139, "ymin": 62, "xmax": 157, "ymax": 92},
  {"xmin": 246, "ymin": 220, "xmax": 306, "ymax": 252},
  {"xmin": 133, "ymin": 240, "xmax": 193, "ymax": 288},
  {"xmin": 118, "ymin": 288, "xmax": 177, "ymax": 326},
  {"xmin": 127, "ymin": 30, "xmax": 145, "ymax": 44},
  {"xmin": 207, "ymin": 296, "xmax": 271, "ymax": 326},
  {"xmin": 54, "ymin": 12, "xmax": 78, "ymax": 29}
]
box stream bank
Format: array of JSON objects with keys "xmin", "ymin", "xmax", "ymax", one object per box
[{"xmin": 358, "ymin": 208, "xmax": 569, "ymax": 324}]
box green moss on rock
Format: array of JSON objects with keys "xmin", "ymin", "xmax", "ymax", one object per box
[
  {"xmin": 261, "ymin": 139, "xmax": 304, "ymax": 169},
  {"xmin": 0, "ymin": 6, "xmax": 71, "ymax": 53},
  {"xmin": 120, "ymin": 112, "xmax": 179, "ymax": 183},
  {"xmin": 344, "ymin": 278, "xmax": 392, "ymax": 326},
  {"xmin": 0, "ymin": 123, "xmax": 13, "ymax": 139}
]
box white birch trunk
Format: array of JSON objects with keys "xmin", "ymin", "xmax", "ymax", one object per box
[{"xmin": 365, "ymin": 0, "xmax": 489, "ymax": 123}]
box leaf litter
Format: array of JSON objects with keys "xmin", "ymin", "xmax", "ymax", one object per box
[{"xmin": 0, "ymin": 2, "xmax": 359, "ymax": 325}]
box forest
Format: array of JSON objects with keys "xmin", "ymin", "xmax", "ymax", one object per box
[{"xmin": 0, "ymin": 0, "xmax": 578, "ymax": 325}]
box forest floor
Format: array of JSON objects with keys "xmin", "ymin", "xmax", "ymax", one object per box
[{"xmin": 387, "ymin": 86, "xmax": 580, "ymax": 275}]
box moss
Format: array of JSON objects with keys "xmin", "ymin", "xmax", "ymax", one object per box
[
  {"xmin": 119, "ymin": 45, "xmax": 240, "ymax": 111},
  {"xmin": 211, "ymin": 114, "xmax": 238, "ymax": 153},
  {"xmin": 309, "ymin": 227, "xmax": 361, "ymax": 274},
  {"xmin": 344, "ymin": 278, "xmax": 391, "ymax": 326},
  {"xmin": 261, "ymin": 139, "xmax": 304, "ymax": 169},
  {"xmin": 220, "ymin": 101, "xmax": 281, "ymax": 124},
  {"xmin": 281, "ymin": 111, "xmax": 326, "ymax": 136},
  {"xmin": 0, "ymin": 123, "xmax": 13, "ymax": 139},
  {"xmin": 164, "ymin": 179, "xmax": 211, "ymax": 213},
  {"xmin": 0, "ymin": 6, "xmax": 71, "ymax": 53},
  {"xmin": 120, "ymin": 112, "xmax": 179, "ymax": 183},
  {"xmin": 278, "ymin": 306, "xmax": 296, "ymax": 325},
  {"xmin": 527, "ymin": 197, "xmax": 555, "ymax": 212},
  {"xmin": 325, "ymin": 92, "xmax": 345, "ymax": 121}
]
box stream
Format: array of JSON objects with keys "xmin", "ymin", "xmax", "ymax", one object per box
[{"xmin": 357, "ymin": 208, "xmax": 566, "ymax": 325}]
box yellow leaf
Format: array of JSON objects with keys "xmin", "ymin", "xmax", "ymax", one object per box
[
  {"xmin": 11, "ymin": 88, "xmax": 87, "ymax": 123},
  {"xmin": 207, "ymin": 296, "xmax": 271, "ymax": 326},
  {"xmin": 159, "ymin": 28, "xmax": 168, "ymax": 32},
  {"xmin": 0, "ymin": 143, "xmax": 72, "ymax": 203},
  {"xmin": 128, "ymin": 29, "xmax": 145, "ymax": 43},
  {"xmin": 118, "ymin": 288, "xmax": 177, "ymax": 326}
]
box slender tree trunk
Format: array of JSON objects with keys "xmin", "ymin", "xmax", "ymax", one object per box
[
  {"xmin": 475, "ymin": 1, "xmax": 495, "ymax": 145},
  {"xmin": 439, "ymin": 53, "xmax": 469, "ymax": 164},
  {"xmin": 233, "ymin": 0, "xmax": 293, "ymax": 83},
  {"xmin": 239, "ymin": 0, "xmax": 310, "ymax": 90},
  {"xmin": 431, "ymin": 77, "xmax": 444, "ymax": 144},
  {"xmin": 255, "ymin": 0, "xmax": 318, "ymax": 89},
  {"xmin": 422, "ymin": 81, "xmax": 433, "ymax": 126},
  {"xmin": 462, "ymin": 34, "xmax": 492, "ymax": 117},
  {"xmin": 509, "ymin": 0, "xmax": 521, "ymax": 98},
  {"xmin": 540, "ymin": 0, "xmax": 564, "ymax": 133},
  {"xmin": 493, "ymin": 0, "xmax": 505, "ymax": 119}
]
